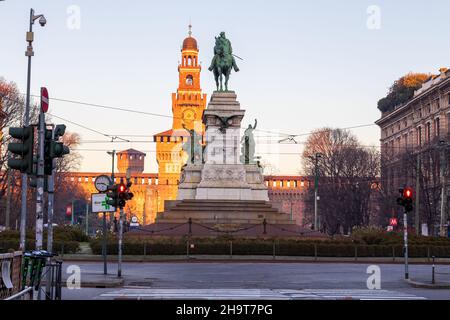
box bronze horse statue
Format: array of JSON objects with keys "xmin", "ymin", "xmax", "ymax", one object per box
[{"xmin": 208, "ymin": 33, "xmax": 239, "ymax": 92}]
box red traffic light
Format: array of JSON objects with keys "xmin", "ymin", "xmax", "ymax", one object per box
[
  {"xmin": 403, "ymin": 188, "xmax": 413, "ymax": 199},
  {"xmin": 119, "ymin": 183, "xmax": 126, "ymax": 193}
]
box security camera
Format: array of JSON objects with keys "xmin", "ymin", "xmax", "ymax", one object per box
[{"xmin": 39, "ymin": 16, "xmax": 47, "ymax": 27}]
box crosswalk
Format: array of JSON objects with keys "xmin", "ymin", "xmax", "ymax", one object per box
[{"xmin": 98, "ymin": 288, "xmax": 426, "ymax": 300}]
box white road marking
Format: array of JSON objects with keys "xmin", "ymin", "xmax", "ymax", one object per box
[{"xmin": 98, "ymin": 288, "xmax": 426, "ymax": 300}]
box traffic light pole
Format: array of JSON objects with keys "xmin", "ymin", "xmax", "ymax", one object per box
[
  {"xmin": 35, "ymin": 109, "xmax": 45, "ymax": 250},
  {"xmin": 20, "ymin": 10, "xmax": 34, "ymax": 251},
  {"xmin": 403, "ymin": 211, "xmax": 409, "ymax": 280},
  {"xmin": 45, "ymin": 145, "xmax": 55, "ymax": 300},
  {"xmin": 102, "ymin": 212, "xmax": 107, "ymax": 275},
  {"xmin": 118, "ymin": 207, "xmax": 124, "ymax": 278}
]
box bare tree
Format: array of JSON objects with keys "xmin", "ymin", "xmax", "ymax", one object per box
[
  {"xmin": 302, "ymin": 128, "xmax": 381, "ymax": 235},
  {"xmin": 0, "ymin": 78, "xmax": 86, "ymax": 227}
]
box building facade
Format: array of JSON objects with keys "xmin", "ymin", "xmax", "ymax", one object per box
[{"xmin": 376, "ymin": 68, "xmax": 450, "ymax": 235}]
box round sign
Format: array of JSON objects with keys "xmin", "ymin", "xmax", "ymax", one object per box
[
  {"xmin": 95, "ymin": 175, "xmax": 111, "ymax": 192},
  {"xmin": 131, "ymin": 216, "xmax": 138, "ymax": 223},
  {"xmin": 41, "ymin": 87, "xmax": 49, "ymax": 113}
]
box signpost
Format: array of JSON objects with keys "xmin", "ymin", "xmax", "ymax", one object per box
[{"xmin": 92, "ymin": 192, "xmax": 115, "ymax": 275}]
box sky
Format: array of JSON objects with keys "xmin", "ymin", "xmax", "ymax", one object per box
[{"xmin": 1, "ymin": 0, "xmax": 449, "ymax": 175}]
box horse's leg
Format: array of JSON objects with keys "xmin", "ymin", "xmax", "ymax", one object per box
[
  {"xmin": 218, "ymin": 67, "xmax": 223, "ymax": 91},
  {"xmin": 225, "ymin": 68, "xmax": 230, "ymax": 91},
  {"xmin": 214, "ymin": 70, "xmax": 219, "ymax": 91}
]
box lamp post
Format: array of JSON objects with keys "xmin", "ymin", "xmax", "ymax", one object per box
[
  {"xmin": 20, "ymin": 8, "xmax": 46, "ymax": 251},
  {"xmin": 312, "ymin": 153, "xmax": 322, "ymax": 231}
]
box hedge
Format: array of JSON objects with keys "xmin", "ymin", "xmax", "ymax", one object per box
[
  {"xmin": 89, "ymin": 239, "xmax": 450, "ymax": 258},
  {"xmin": 0, "ymin": 240, "xmax": 80, "ymax": 254}
]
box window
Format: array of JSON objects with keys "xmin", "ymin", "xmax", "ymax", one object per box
[
  {"xmin": 426, "ymin": 122, "xmax": 431, "ymax": 143},
  {"xmin": 186, "ymin": 75, "xmax": 193, "ymax": 86},
  {"xmin": 417, "ymin": 127, "xmax": 422, "ymax": 146},
  {"xmin": 435, "ymin": 117, "xmax": 440, "ymax": 137}
]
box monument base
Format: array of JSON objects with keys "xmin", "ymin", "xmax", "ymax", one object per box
[{"xmin": 156, "ymin": 199, "xmax": 295, "ymax": 225}]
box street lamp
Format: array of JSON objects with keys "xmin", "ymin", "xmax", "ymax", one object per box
[
  {"xmin": 19, "ymin": 8, "xmax": 47, "ymax": 251},
  {"xmin": 310, "ymin": 153, "xmax": 323, "ymax": 231}
]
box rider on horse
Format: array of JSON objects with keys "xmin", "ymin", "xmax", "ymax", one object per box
[
  {"xmin": 208, "ymin": 32, "xmax": 239, "ymax": 73},
  {"xmin": 208, "ymin": 32, "xmax": 240, "ymax": 91}
]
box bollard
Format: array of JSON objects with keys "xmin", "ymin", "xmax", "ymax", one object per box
[
  {"xmin": 354, "ymin": 245, "xmax": 358, "ymax": 261},
  {"xmin": 314, "ymin": 243, "xmax": 318, "ymax": 261},
  {"xmin": 432, "ymin": 256, "xmax": 435, "ymax": 284},
  {"xmin": 273, "ymin": 241, "xmax": 276, "ymax": 260},
  {"xmin": 186, "ymin": 241, "xmax": 189, "ymax": 258}
]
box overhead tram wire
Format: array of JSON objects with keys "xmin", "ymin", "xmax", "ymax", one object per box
[
  {"xmin": 1, "ymin": 94, "xmax": 131, "ymax": 143},
  {"xmin": 26, "ymin": 94, "xmax": 378, "ymax": 139},
  {"xmin": 29, "ymin": 95, "xmax": 175, "ymax": 120}
]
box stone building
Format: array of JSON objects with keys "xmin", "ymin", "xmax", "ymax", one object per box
[
  {"xmin": 153, "ymin": 25, "xmax": 207, "ymax": 212},
  {"xmin": 376, "ymin": 68, "xmax": 450, "ymax": 235}
]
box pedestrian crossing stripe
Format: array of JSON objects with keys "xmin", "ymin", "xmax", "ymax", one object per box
[{"xmin": 98, "ymin": 288, "xmax": 426, "ymax": 300}]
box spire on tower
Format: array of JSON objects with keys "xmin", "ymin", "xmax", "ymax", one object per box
[{"xmin": 188, "ymin": 23, "xmax": 192, "ymax": 37}]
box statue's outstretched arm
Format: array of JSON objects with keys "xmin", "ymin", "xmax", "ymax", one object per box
[{"xmin": 253, "ymin": 119, "xmax": 258, "ymax": 129}]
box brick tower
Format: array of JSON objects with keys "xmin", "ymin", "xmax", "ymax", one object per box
[{"xmin": 153, "ymin": 25, "xmax": 207, "ymax": 212}]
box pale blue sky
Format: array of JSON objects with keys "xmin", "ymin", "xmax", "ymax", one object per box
[{"xmin": 1, "ymin": 0, "xmax": 449, "ymax": 174}]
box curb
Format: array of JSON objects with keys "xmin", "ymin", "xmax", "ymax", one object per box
[
  {"xmin": 59, "ymin": 254, "xmax": 450, "ymax": 264},
  {"xmin": 405, "ymin": 279, "xmax": 450, "ymax": 289},
  {"xmin": 62, "ymin": 278, "xmax": 124, "ymax": 288}
]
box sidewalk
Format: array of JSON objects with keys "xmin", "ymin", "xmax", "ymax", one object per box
[
  {"xmin": 59, "ymin": 254, "xmax": 450, "ymax": 264},
  {"xmin": 63, "ymin": 272, "xmax": 124, "ymax": 288},
  {"xmin": 406, "ymin": 279, "xmax": 450, "ymax": 289}
]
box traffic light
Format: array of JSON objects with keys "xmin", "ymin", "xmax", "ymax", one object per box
[
  {"xmin": 105, "ymin": 184, "xmax": 119, "ymax": 208},
  {"xmin": 43, "ymin": 128, "xmax": 53, "ymax": 175},
  {"xmin": 44, "ymin": 124, "xmax": 70, "ymax": 175},
  {"xmin": 397, "ymin": 187, "xmax": 414, "ymax": 212},
  {"xmin": 7, "ymin": 126, "xmax": 35, "ymax": 174},
  {"xmin": 117, "ymin": 182, "xmax": 127, "ymax": 208},
  {"xmin": 106, "ymin": 181, "xmax": 134, "ymax": 209}
]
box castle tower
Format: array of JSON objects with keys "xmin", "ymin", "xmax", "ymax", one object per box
[
  {"xmin": 117, "ymin": 149, "xmax": 146, "ymax": 174},
  {"xmin": 153, "ymin": 25, "xmax": 207, "ymax": 212}
]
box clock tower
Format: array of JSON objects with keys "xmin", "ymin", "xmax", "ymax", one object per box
[{"xmin": 153, "ymin": 25, "xmax": 207, "ymax": 212}]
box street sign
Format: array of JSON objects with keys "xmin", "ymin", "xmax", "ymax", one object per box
[
  {"xmin": 65, "ymin": 204, "xmax": 72, "ymax": 216},
  {"xmin": 41, "ymin": 87, "xmax": 49, "ymax": 113},
  {"xmin": 130, "ymin": 216, "xmax": 139, "ymax": 228},
  {"xmin": 92, "ymin": 193, "xmax": 116, "ymax": 213}
]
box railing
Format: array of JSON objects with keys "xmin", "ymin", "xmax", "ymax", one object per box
[
  {"xmin": 0, "ymin": 251, "xmax": 23, "ymax": 300},
  {"xmin": 2, "ymin": 250, "xmax": 63, "ymax": 300}
]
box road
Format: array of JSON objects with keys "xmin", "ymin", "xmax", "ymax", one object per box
[{"xmin": 61, "ymin": 261, "xmax": 450, "ymax": 300}]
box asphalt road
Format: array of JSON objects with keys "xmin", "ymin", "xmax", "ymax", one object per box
[{"xmin": 61, "ymin": 262, "xmax": 450, "ymax": 300}]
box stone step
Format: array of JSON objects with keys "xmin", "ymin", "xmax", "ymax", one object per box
[
  {"xmin": 180, "ymin": 200, "xmax": 270, "ymax": 205},
  {"xmin": 155, "ymin": 218, "xmax": 295, "ymax": 225},
  {"xmin": 160, "ymin": 211, "xmax": 288, "ymax": 219},
  {"xmin": 170, "ymin": 206, "xmax": 278, "ymax": 212}
]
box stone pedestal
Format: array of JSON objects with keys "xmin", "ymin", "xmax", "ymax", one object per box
[{"xmin": 177, "ymin": 91, "xmax": 268, "ymax": 201}]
